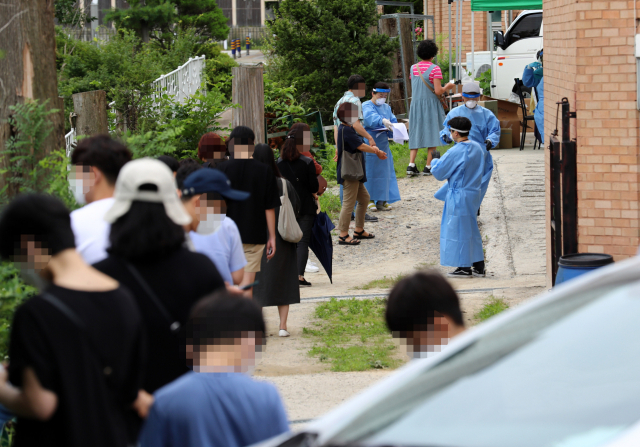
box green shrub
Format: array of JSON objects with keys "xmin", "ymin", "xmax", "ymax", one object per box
[{"xmin": 0, "ymin": 263, "xmax": 37, "ymax": 360}]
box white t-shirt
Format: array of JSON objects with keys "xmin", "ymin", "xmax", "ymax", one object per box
[
  {"xmin": 190, "ymin": 217, "xmax": 247, "ymax": 284},
  {"xmin": 70, "ymin": 198, "xmax": 115, "ymax": 265}
]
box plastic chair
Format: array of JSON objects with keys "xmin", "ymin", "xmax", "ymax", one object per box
[{"xmin": 514, "ymin": 78, "xmax": 538, "ymax": 151}]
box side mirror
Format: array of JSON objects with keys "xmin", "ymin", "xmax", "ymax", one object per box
[{"xmin": 494, "ymin": 31, "xmax": 505, "ymax": 49}]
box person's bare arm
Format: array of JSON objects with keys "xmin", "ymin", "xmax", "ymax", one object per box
[
  {"xmin": 356, "ymin": 143, "xmax": 388, "ymax": 160},
  {"xmin": 433, "ymin": 78, "xmax": 454, "ymax": 96},
  {"xmin": 333, "ymin": 126, "xmax": 339, "ymax": 161},
  {"xmin": 0, "ymin": 366, "xmax": 58, "ymax": 420},
  {"xmin": 133, "ymin": 389, "xmax": 154, "ymax": 419},
  {"xmin": 353, "ymin": 121, "xmax": 376, "ymax": 148},
  {"xmin": 265, "ymin": 209, "xmax": 276, "ymax": 260},
  {"xmin": 231, "ymin": 268, "xmax": 244, "ymax": 285}
]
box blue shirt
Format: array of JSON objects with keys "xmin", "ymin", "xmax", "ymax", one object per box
[
  {"xmin": 190, "ymin": 218, "xmax": 246, "ymax": 284},
  {"xmin": 139, "ymin": 372, "xmax": 289, "ymax": 447}
]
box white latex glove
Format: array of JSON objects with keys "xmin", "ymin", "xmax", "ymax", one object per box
[{"xmin": 382, "ymin": 118, "xmax": 393, "ymax": 131}]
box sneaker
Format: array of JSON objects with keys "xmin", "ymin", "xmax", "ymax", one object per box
[
  {"xmin": 365, "ymin": 213, "xmax": 378, "ymax": 222},
  {"xmin": 406, "ymin": 165, "xmax": 420, "ymax": 176},
  {"xmin": 305, "ymin": 261, "xmax": 319, "ymax": 273},
  {"xmin": 447, "ymin": 268, "xmax": 472, "ymax": 278},
  {"xmin": 472, "ymin": 267, "xmax": 486, "ymax": 277},
  {"xmin": 421, "ymin": 166, "xmax": 432, "ymax": 176},
  {"xmin": 299, "ymin": 278, "xmax": 312, "ymax": 287},
  {"xmin": 367, "ymin": 201, "xmax": 378, "ymax": 212},
  {"xmin": 380, "ymin": 201, "xmax": 392, "ymax": 211},
  {"xmin": 279, "ymin": 329, "xmax": 290, "ymax": 337}
]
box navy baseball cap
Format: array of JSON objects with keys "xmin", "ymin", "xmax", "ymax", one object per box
[{"xmin": 182, "ymin": 168, "xmax": 250, "ymax": 201}]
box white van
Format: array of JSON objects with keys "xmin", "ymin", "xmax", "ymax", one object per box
[{"xmin": 491, "ymin": 10, "xmax": 543, "ymax": 99}]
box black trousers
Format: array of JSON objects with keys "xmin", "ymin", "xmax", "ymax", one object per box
[{"xmin": 297, "ymin": 214, "xmax": 316, "ymax": 277}]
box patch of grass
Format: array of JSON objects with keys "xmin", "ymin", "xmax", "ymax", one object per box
[
  {"xmin": 353, "ymin": 274, "xmax": 406, "ymax": 290},
  {"xmin": 390, "ymin": 141, "xmax": 454, "ymax": 179},
  {"xmin": 318, "ymin": 190, "xmax": 341, "ymax": 222},
  {"xmin": 474, "ymin": 296, "xmax": 509, "ymax": 322},
  {"xmin": 303, "ymin": 298, "xmax": 402, "ymax": 372}
]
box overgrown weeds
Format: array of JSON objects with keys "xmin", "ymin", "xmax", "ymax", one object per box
[
  {"xmin": 318, "ymin": 190, "xmax": 341, "ymax": 222},
  {"xmin": 353, "ymin": 274, "xmax": 406, "ymax": 290},
  {"xmin": 303, "ymin": 298, "xmax": 403, "ymax": 372},
  {"xmin": 474, "ymin": 296, "xmax": 509, "ymax": 322}
]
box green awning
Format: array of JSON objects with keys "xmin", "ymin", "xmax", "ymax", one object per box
[{"xmin": 470, "ymin": 0, "xmax": 542, "ymax": 11}]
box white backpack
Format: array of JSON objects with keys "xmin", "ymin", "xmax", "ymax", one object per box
[{"xmin": 278, "ymin": 178, "xmax": 303, "ymax": 243}]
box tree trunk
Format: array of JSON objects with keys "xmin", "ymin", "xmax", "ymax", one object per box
[
  {"xmin": 72, "ymin": 90, "xmax": 109, "ymax": 137},
  {"xmin": 398, "ymin": 17, "xmax": 414, "ymax": 112},
  {"xmin": 0, "ymin": 0, "xmax": 64, "ymax": 196},
  {"xmin": 380, "ymin": 17, "xmax": 406, "ymax": 116},
  {"xmin": 232, "ymin": 65, "xmax": 265, "ymax": 144}
]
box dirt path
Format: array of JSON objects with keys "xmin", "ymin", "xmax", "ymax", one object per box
[{"xmin": 254, "ymin": 146, "xmax": 548, "ymax": 427}]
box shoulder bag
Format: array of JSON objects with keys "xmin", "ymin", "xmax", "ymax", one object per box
[
  {"xmin": 340, "ymin": 126, "xmax": 364, "ymax": 181},
  {"xmin": 277, "ymin": 178, "xmax": 303, "ymax": 243},
  {"xmin": 416, "ymin": 64, "xmax": 450, "ymax": 113}
]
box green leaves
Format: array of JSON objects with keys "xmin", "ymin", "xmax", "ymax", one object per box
[{"xmin": 0, "ymin": 263, "xmax": 37, "ymax": 360}]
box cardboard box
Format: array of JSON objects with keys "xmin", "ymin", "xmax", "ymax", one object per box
[
  {"xmin": 481, "ymin": 95, "xmax": 522, "ymax": 148},
  {"xmin": 478, "ymin": 100, "xmax": 498, "ymax": 117},
  {"xmin": 498, "ymin": 128, "xmax": 513, "ymax": 149}
]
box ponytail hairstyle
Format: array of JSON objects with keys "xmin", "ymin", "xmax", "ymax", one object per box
[{"xmin": 280, "ymin": 122, "xmax": 310, "ymax": 162}]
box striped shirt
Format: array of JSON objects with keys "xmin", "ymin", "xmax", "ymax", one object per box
[
  {"xmin": 333, "ymin": 91, "xmax": 364, "ymax": 128},
  {"xmin": 412, "ymin": 61, "xmax": 443, "ymax": 84}
]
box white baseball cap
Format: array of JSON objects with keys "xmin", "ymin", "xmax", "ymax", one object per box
[{"xmin": 104, "ymin": 158, "xmax": 192, "ymax": 226}]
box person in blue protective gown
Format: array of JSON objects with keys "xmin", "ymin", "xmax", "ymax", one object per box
[
  {"xmin": 523, "ymin": 49, "xmax": 544, "ymax": 143},
  {"xmin": 440, "ymin": 82, "xmax": 500, "ymax": 205},
  {"xmin": 431, "ymin": 116, "xmax": 485, "ymax": 279},
  {"xmin": 362, "ymin": 82, "xmax": 401, "ymax": 212}
]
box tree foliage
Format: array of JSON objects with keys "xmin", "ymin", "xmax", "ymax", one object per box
[
  {"xmin": 105, "ymin": 0, "xmax": 229, "ymax": 48},
  {"xmin": 54, "ymin": 0, "xmax": 95, "ymax": 26},
  {"xmin": 265, "ymin": 0, "xmax": 397, "ymax": 120}
]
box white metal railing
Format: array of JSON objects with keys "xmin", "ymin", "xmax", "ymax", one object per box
[
  {"xmin": 152, "ymin": 55, "xmax": 206, "ymax": 104},
  {"xmin": 65, "ymin": 128, "xmax": 76, "ymax": 157}
]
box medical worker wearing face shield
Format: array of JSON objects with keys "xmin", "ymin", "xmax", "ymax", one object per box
[
  {"xmin": 523, "ymin": 49, "xmax": 544, "ymax": 142},
  {"xmin": 431, "ymin": 116, "xmax": 485, "ymax": 278},
  {"xmin": 439, "ymin": 82, "xmax": 500, "ymax": 203},
  {"xmin": 362, "ymin": 82, "xmax": 401, "ymax": 212}
]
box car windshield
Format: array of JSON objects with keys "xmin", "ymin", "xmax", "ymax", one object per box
[{"xmin": 330, "ymin": 283, "xmax": 640, "ymax": 447}]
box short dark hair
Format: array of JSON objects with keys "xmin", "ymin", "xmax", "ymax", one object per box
[
  {"xmin": 107, "ymin": 201, "xmax": 185, "ymax": 261},
  {"xmin": 179, "ymin": 158, "xmax": 200, "ymax": 168},
  {"xmin": 0, "ymin": 194, "xmax": 75, "ymax": 260},
  {"xmin": 417, "ymin": 39, "xmax": 439, "ymax": 61},
  {"xmin": 386, "ymin": 271, "xmax": 465, "ymax": 333},
  {"xmin": 157, "ymin": 155, "xmax": 179, "ymax": 173},
  {"xmin": 448, "ymin": 116, "xmax": 472, "ymax": 137},
  {"xmin": 281, "ymin": 123, "xmax": 310, "ymax": 162},
  {"xmin": 373, "ymin": 81, "xmax": 390, "ymax": 90},
  {"xmin": 185, "ymin": 291, "xmax": 266, "ymax": 352},
  {"xmin": 176, "ymin": 164, "xmax": 203, "ymax": 192},
  {"xmin": 253, "ymin": 143, "xmax": 282, "ymax": 178},
  {"xmin": 71, "ymin": 135, "xmax": 132, "ymax": 184},
  {"xmin": 347, "ymin": 74, "xmax": 366, "ymax": 90},
  {"xmin": 228, "ymin": 126, "xmax": 255, "ymax": 145},
  {"xmin": 336, "ymin": 102, "xmax": 358, "ymax": 124}
]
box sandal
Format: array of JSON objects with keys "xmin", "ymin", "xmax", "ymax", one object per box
[
  {"xmin": 354, "ymin": 229, "xmax": 375, "ymax": 239},
  {"xmin": 338, "ymin": 235, "xmax": 361, "ymax": 245}
]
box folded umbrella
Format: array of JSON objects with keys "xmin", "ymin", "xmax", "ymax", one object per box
[{"xmin": 309, "ymin": 212, "xmax": 335, "ymax": 284}]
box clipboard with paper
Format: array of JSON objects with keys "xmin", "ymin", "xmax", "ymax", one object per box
[{"xmin": 371, "ymin": 123, "xmax": 409, "ymax": 144}]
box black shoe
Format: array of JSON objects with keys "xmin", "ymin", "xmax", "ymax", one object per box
[
  {"xmin": 406, "ymin": 165, "xmax": 420, "ymax": 176},
  {"xmin": 472, "ymin": 267, "xmax": 486, "ymax": 277},
  {"xmin": 447, "ymin": 268, "xmax": 472, "ymax": 278},
  {"xmin": 299, "ymin": 279, "xmax": 312, "ymax": 287},
  {"xmin": 365, "ymin": 213, "xmax": 378, "ymax": 222},
  {"xmin": 421, "ymin": 166, "xmax": 432, "ymax": 176},
  {"xmin": 351, "ymin": 212, "xmax": 355, "ymax": 221}
]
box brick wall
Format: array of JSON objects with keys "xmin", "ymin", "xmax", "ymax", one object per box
[{"xmin": 544, "ymin": 0, "xmax": 640, "ymax": 285}]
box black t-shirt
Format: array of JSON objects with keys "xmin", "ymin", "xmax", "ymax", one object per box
[
  {"xmin": 93, "ymin": 248, "xmax": 225, "ymax": 393},
  {"xmin": 277, "ymin": 156, "xmax": 319, "ymax": 216},
  {"xmin": 8, "ymin": 285, "xmax": 144, "ymax": 447},
  {"xmin": 217, "ymin": 159, "xmax": 281, "ymax": 244},
  {"xmin": 337, "ymin": 124, "xmax": 367, "ymax": 184}
]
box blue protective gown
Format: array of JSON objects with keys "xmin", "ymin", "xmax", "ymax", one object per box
[
  {"xmin": 362, "ymin": 100, "xmax": 401, "ymax": 204},
  {"xmin": 523, "ymin": 64, "xmax": 544, "ymax": 142},
  {"xmin": 431, "ymin": 140, "xmax": 485, "ymax": 268},
  {"xmin": 439, "ymin": 105, "xmax": 500, "ymax": 202}
]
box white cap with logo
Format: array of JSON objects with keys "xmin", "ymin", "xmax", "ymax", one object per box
[{"xmin": 104, "ymin": 158, "xmax": 192, "ymax": 226}]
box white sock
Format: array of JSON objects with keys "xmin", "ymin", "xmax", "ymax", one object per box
[
  {"xmin": 426, "ymin": 165, "xmax": 431, "ymax": 169},
  {"xmin": 409, "ymin": 163, "xmax": 416, "ymax": 167}
]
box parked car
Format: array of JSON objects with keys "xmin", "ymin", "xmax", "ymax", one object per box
[{"xmin": 255, "ymin": 254, "xmax": 640, "ymax": 447}]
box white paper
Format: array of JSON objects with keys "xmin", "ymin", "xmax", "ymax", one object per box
[{"xmin": 391, "ymin": 123, "xmax": 409, "ymax": 144}]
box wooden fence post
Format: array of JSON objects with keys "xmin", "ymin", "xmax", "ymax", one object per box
[
  {"xmin": 231, "ymin": 65, "xmax": 265, "ymax": 144},
  {"xmin": 72, "ymin": 90, "xmax": 108, "ymax": 137}
]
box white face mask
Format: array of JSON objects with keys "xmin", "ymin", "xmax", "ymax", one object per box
[
  {"xmin": 465, "ymin": 100, "xmax": 478, "ymax": 109},
  {"xmin": 375, "ymin": 98, "xmax": 386, "ymax": 106},
  {"xmin": 196, "ymin": 214, "xmax": 225, "ymax": 235},
  {"xmin": 69, "ymin": 178, "xmax": 87, "ymax": 205}
]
